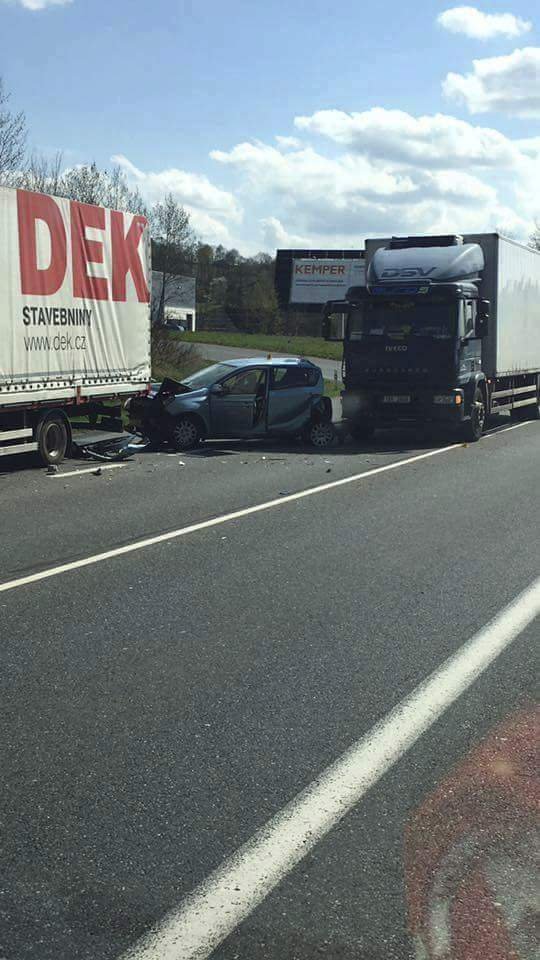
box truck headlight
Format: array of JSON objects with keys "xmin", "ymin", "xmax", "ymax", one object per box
[{"xmin": 433, "ymin": 394, "xmax": 463, "ymax": 405}]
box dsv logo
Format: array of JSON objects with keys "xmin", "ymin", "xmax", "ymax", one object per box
[
  {"xmin": 381, "ymin": 267, "xmax": 436, "ymax": 278},
  {"xmin": 386, "ymin": 345, "xmax": 408, "ymax": 352}
]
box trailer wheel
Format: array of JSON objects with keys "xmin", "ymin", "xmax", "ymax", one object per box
[
  {"xmin": 38, "ymin": 414, "xmax": 69, "ymax": 465},
  {"xmin": 463, "ymin": 388, "xmax": 486, "ymax": 442}
]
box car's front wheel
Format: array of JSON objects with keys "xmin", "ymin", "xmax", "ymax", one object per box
[{"xmin": 171, "ymin": 416, "xmax": 202, "ymax": 451}]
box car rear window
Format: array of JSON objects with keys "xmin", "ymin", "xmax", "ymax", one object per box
[{"xmin": 271, "ymin": 366, "xmax": 319, "ymax": 390}]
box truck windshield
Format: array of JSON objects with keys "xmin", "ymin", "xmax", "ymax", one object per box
[{"xmin": 348, "ymin": 300, "xmax": 457, "ymax": 341}]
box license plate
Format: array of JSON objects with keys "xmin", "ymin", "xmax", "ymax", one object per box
[{"xmin": 383, "ymin": 394, "xmax": 411, "ymax": 404}]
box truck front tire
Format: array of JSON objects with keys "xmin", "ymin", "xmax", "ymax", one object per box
[
  {"xmin": 463, "ymin": 388, "xmax": 486, "ymax": 442},
  {"xmin": 37, "ymin": 414, "xmax": 69, "ymax": 465}
]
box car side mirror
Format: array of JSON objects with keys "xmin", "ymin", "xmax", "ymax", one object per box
[
  {"xmin": 476, "ymin": 300, "xmax": 489, "ymax": 338},
  {"xmin": 210, "ymin": 383, "xmax": 224, "ymax": 396}
]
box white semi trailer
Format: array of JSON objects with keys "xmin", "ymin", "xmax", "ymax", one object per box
[{"xmin": 0, "ymin": 185, "xmax": 151, "ymax": 464}]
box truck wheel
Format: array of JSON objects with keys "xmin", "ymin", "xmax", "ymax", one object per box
[
  {"xmin": 349, "ymin": 421, "xmax": 375, "ymax": 443},
  {"xmin": 171, "ymin": 416, "xmax": 201, "ymax": 451},
  {"xmin": 463, "ymin": 388, "xmax": 486, "ymax": 442},
  {"xmin": 38, "ymin": 414, "xmax": 69, "ymax": 465}
]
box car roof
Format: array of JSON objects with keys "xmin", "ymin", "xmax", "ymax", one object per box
[{"xmin": 224, "ymin": 357, "xmax": 318, "ymax": 369}]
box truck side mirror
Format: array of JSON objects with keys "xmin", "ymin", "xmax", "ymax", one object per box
[
  {"xmin": 476, "ymin": 300, "xmax": 489, "ymax": 338},
  {"xmin": 322, "ymin": 313, "xmax": 345, "ymax": 342}
]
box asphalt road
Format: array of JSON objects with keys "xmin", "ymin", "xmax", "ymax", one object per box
[
  {"xmin": 189, "ymin": 341, "xmax": 342, "ymax": 381},
  {"xmin": 0, "ymin": 418, "xmax": 538, "ymax": 960}
]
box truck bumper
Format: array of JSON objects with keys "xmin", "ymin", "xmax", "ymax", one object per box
[{"xmin": 342, "ymin": 388, "xmax": 465, "ymax": 426}]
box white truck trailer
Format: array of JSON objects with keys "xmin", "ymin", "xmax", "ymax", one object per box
[{"xmin": 0, "ymin": 185, "xmax": 151, "ymax": 464}]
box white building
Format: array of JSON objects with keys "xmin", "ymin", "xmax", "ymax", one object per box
[{"xmin": 151, "ymin": 272, "xmax": 197, "ymax": 331}]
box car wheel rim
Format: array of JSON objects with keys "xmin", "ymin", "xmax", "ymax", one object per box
[
  {"xmin": 174, "ymin": 420, "xmax": 197, "ymax": 446},
  {"xmin": 311, "ymin": 423, "xmax": 333, "ymax": 446}
]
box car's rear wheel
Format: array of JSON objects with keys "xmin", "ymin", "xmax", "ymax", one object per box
[
  {"xmin": 305, "ymin": 420, "xmax": 335, "ymax": 448},
  {"xmin": 171, "ymin": 416, "xmax": 201, "ymax": 451}
]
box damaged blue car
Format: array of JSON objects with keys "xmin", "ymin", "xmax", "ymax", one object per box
[{"xmin": 127, "ymin": 357, "xmax": 335, "ymax": 451}]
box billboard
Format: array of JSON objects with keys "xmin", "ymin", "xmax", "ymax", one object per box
[{"xmin": 290, "ymin": 258, "xmax": 365, "ymax": 304}]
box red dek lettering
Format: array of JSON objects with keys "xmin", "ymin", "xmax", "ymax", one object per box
[{"xmin": 17, "ymin": 190, "xmax": 149, "ymax": 303}]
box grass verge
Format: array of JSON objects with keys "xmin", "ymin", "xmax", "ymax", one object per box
[{"xmin": 178, "ymin": 331, "xmax": 342, "ymax": 362}]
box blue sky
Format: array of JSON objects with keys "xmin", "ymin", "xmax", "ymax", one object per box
[{"xmin": 1, "ymin": 0, "xmax": 539, "ymax": 251}]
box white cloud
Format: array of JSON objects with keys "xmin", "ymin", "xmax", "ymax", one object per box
[
  {"xmin": 211, "ymin": 130, "xmax": 530, "ymax": 250},
  {"xmin": 112, "ymin": 154, "xmax": 242, "ymax": 246},
  {"xmin": 295, "ymin": 107, "xmax": 516, "ymax": 167},
  {"xmin": 260, "ymin": 216, "xmax": 309, "ymax": 249},
  {"xmin": 275, "ymin": 135, "xmax": 303, "ymax": 150},
  {"xmin": 437, "ymin": 6, "xmax": 531, "ymax": 40},
  {"xmin": 443, "ymin": 47, "xmax": 540, "ymax": 116},
  {"xmin": 2, "ymin": 0, "xmax": 73, "ymax": 9},
  {"xmin": 513, "ymin": 135, "xmax": 540, "ymax": 157},
  {"xmin": 111, "ymin": 103, "xmax": 537, "ymax": 253},
  {"xmin": 212, "ymin": 140, "xmax": 417, "ymax": 203}
]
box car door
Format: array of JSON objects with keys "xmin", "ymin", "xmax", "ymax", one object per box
[
  {"xmin": 209, "ymin": 367, "xmax": 268, "ymax": 437},
  {"xmin": 267, "ymin": 365, "xmax": 321, "ymax": 434}
]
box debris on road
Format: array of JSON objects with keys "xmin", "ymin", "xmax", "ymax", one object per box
[{"xmin": 73, "ymin": 432, "xmax": 148, "ymax": 463}]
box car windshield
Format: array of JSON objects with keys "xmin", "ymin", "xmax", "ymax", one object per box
[
  {"xmin": 180, "ymin": 363, "xmax": 234, "ymax": 389},
  {"xmin": 348, "ymin": 300, "xmax": 457, "ymax": 340}
]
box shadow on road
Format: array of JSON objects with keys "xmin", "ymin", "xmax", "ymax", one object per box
[{"xmin": 0, "ymin": 414, "xmax": 516, "ymax": 477}]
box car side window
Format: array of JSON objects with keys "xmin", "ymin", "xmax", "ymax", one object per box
[
  {"xmin": 221, "ymin": 369, "xmax": 266, "ymax": 395},
  {"xmin": 271, "ymin": 367, "xmax": 315, "ymax": 390}
]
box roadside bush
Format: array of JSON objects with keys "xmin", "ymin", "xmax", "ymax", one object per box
[{"xmin": 151, "ymin": 328, "xmax": 205, "ymax": 382}]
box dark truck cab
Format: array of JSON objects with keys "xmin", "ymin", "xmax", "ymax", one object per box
[{"xmin": 323, "ymin": 234, "xmax": 540, "ymax": 441}]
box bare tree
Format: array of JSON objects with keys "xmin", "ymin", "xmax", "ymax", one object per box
[
  {"xmin": 0, "ymin": 78, "xmax": 26, "ymax": 183},
  {"xmin": 19, "ymin": 150, "xmax": 64, "ymax": 195},
  {"xmin": 18, "ymin": 155, "xmax": 149, "ymax": 218},
  {"xmin": 530, "ymin": 222, "xmax": 540, "ymax": 250},
  {"xmin": 150, "ymin": 194, "xmax": 196, "ymax": 326}
]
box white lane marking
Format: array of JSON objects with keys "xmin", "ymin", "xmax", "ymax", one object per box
[
  {"xmin": 1, "ymin": 443, "xmax": 458, "ymax": 594},
  {"xmin": 120, "ymin": 576, "xmax": 540, "ymax": 960},
  {"xmin": 0, "ymin": 420, "xmax": 534, "ymax": 595},
  {"xmin": 484, "ymin": 420, "xmax": 532, "ymax": 439},
  {"xmin": 49, "ymin": 464, "xmax": 126, "ymax": 479}
]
